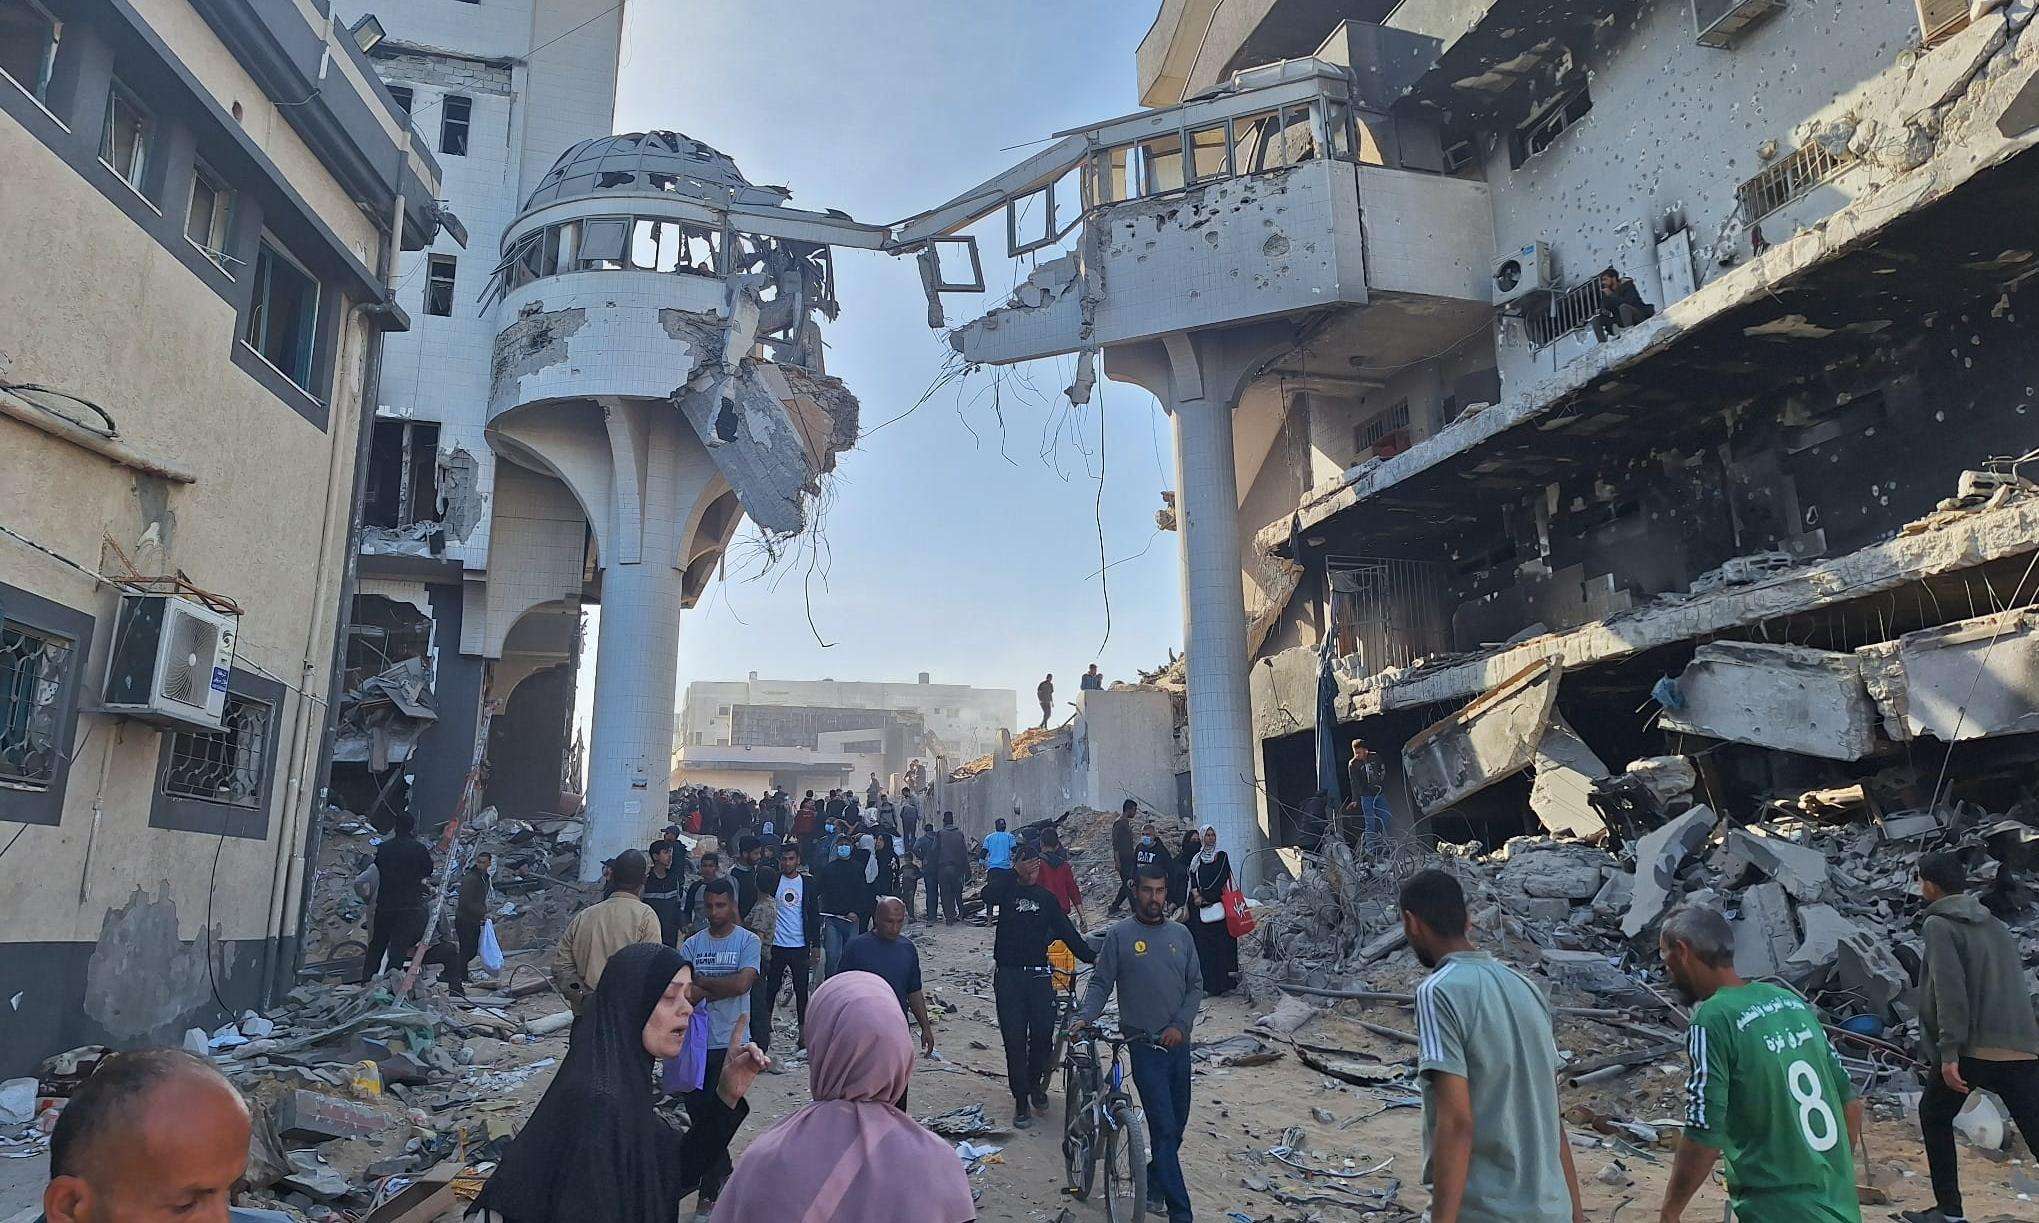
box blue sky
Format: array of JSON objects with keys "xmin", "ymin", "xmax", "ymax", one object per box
[{"xmin": 604, "ymin": 0, "xmax": 1185, "ymax": 726}]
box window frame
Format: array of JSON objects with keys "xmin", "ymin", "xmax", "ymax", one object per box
[
  {"xmin": 386, "ymin": 84, "xmax": 413, "ymax": 115},
  {"xmin": 184, "ymin": 159, "xmax": 235, "ymax": 270},
  {"xmin": 0, "ymin": 581, "xmax": 94, "ymax": 828},
  {"xmin": 1510, "ymin": 84, "xmax": 1593, "ymax": 170},
  {"xmin": 0, "ymin": 0, "xmax": 61, "ymax": 104},
  {"xmin": 243, "ymin": 235, "xmax": 324, "ymax": 395},
  {"xmin": 149, "ymin": 667, "xmax": 282, "ymax": 839},
  {"xmin": 425, "ymin": 252, "xmax": 457, "ymax": 316},
  {"xmin": 439, "ymin": 93, "xmax": 471, "ymax": 156},
  {"xmin": 100, "ymin": 78, "xmax": 153, "ymax": 197}
]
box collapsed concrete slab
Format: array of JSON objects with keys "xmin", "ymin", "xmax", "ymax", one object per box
[
  {"xmin": 1499, "ymin": 840, "xmax": 1610, "ymax": 900},
  {"xmin": 1404, "ymin": 659, "xmax": 1561, "ymax": 816},
  {"xmin": 1832, "ymin": 931, "xmax": 1910, "ymax": 1017},
  {"xmin": 1721, "ymin": 829, "xmax": 1830, "ymax": 902},
  {"xmin": 1858, "ymin": 608, "xmax": 2039, "ymax": 743},
  {"xmin": 1528, "ymin": 715, "xmax": 1611, "ymax": 841},
  {"xmin": 1786, "ymin": 904, "xmax": 1865, "ymax": 982},
  {"xmin": 1733, "ymin": 881, "xmax": 1799, "ymax": 980},
  {"xmin": 1658, "ymin": 642, "xmax": 1883, "ymax": 761},
  {"xmin": 1622, "ymin": 805, "xmax": 1719, "ymax": 940}
]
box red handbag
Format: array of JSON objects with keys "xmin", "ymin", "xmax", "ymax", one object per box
[{"xmin": 1222, "ymin": 884, "xmax": 1256, "ymax": 938}]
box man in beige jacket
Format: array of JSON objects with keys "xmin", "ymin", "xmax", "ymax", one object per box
[{"xmin": 552, "ymin": 849, "xmax": 662, "ymax": 1015}]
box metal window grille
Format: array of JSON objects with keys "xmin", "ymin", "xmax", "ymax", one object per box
[
  {"xmin": 1525, "ymin": 280, "xmax": 1606, "ymax": 347},
  {"xmin": 1738, "ymin": 142, "xmax": 1852, "ymax": 223},
  {"xmin": 1326, "ymin": 556, "xmax": 1453, "ymax": 677},
  {"xmin": 163, "ymin": 694, "xmax": 271, "ymax": 807},
  {"xmin": 0, "ymin": 621, "xmax": 72, "ymax": 790}
]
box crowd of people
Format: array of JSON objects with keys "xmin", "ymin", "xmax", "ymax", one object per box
[{"xmin": 38, "ymin": 777, "xmax": 2039, "ymax": 1223}]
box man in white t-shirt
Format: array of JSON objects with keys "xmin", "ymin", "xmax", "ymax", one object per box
[{"xmin": 753, "ymin": 841, "xmax": 819, "ymax": 1053}]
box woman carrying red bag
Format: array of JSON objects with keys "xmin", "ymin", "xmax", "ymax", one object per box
[{"xmin": 1184, "ymin": 823, "xmax": 1240, "ymax": 996}]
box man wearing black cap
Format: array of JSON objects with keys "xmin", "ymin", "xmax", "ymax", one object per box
[{"xmin": 991, "ymin": 843, "xmax": 1095, "ymax": 1129}]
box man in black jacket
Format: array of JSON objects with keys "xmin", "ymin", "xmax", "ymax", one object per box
[
  {"xmin": 642, "ymin": 840, "xmax": 685, "ymax": 946},
  {"xmin": 991, "ymin": 845, "xmax": 1096, "ymax": 1129},
  {"xmin": 360, "ymin": 813, "xmax": 435, "ymax": 982},
  {"xmin": 754, "ymin": 841, "xmax": 821, "ymax": 1053},
  {"xmin": 1592, "ymin": 267, "xmax": 1656, "ymax": 340},
  {"xmin": 1108, "ymin": 799, "xmax": 1139, "ymax": 915}
]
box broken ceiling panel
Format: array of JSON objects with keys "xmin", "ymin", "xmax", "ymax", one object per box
[
  {"xmin": 1657, "ymin": 641, "xmax": 1885, "ymax": 761},
  {"xmin": 1862, "ymin": 608, "xmax": 2039, "ymax": 742},
  {"xmin": 1403, "ymin": 658, "xmax": 1562, "ymax": 816}
]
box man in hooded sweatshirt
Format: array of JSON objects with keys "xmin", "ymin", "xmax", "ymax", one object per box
[{"xmin": 1904, "ymin": 851, "xmax": 2039, "ymax": 1223}]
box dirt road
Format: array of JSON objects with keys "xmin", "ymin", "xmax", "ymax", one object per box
[{"xmin": 713, "ymin": 911, "xmax": 2030, "ymax": 1223}]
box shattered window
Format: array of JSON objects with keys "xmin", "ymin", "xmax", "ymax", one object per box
[
  {"xmin": 1510, "ymin": 85, "xmax": 1592, "ymax": 169},
  {"xmin": 1231, "ymin": 110, "xmax": 1280, "ymax": 174},
  {"xmin": 386, "ymin": 84, "xmax": 412, "ymax": 115},
  {"xmin": 364, "ymin": 419, "xmax": 441, "ymax": 529},
  {"xmin": 1095, "ymin": 145, "xmax": 1135, "ymax": 203},
  {"xmin": 0, "ymin": 619, "xmax": 72, "ymax": 791},
  {"xmin": 426, "ymin": 254, "xmax": 457, "ymax": 316},
  {"xmin": 1188, "ymin": 123, "xmax": 1229, "ymax": 184},
  {"xmin": 245, "ymin": 239, "xmax": 321, "ymax": 392},
  {"xmin": 185, "ymin": 162, "xmax": 234, "ymax": 267},
  {"xmin": 1325, "ymin": 100, "xmax": 1355, "ymax": 162},
  {"xmin": 440, "ymin": 94, "xmax": 471, "ymax": 157},
  {"xmin": 1140, "ymin": 132, "xmax": 1183, "ymax": 195},
  {"xmin": 577, "ymin": 216, "xmax": 629, "ymax": 266},
  {"xmin": 0, "ymin": 0, "xmax": 61, "ymax": 102},
  {"xmin": 163, "ymin": 694, "xmax": 272, "ymax": 808},
  {"xmin": 1278, "ymin": 106, "xmax": 1316, "ymax": 165},
  {"xmin": 100, "ymin": 81, "xmax": 151, "ymax": 194}
]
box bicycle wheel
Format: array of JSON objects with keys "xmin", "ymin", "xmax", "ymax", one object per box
[
  {"xmin": 1101, "ymin": 1098, "xmax": 1148, "ymax": 1223},
  {"xmin": 1061, "ymin": 1059, "xmax": 1095, "ymax": 1199}
]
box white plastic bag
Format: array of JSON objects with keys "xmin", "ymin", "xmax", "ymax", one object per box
[{"xmin": 478, "ymin": 919, "xmax": 505, "ymax": 973}]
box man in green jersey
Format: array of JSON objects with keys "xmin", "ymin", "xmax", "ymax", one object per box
[{"xmin": 1657, "ymin": 904, "xmax": 1862, "ymax": 1223}]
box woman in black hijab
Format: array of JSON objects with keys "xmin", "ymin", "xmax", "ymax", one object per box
[{"xmin": 472, "ymin": 943, "xmax": 767, "ymax": 1223}]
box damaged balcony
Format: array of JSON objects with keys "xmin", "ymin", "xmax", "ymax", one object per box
[
  {"xmin": 890, "ymin": 57, "xmax": 1494, "ymax": 371},
  {"xmin": 485, "ymin": 132, "xmax": 878, "ymax": 541}
]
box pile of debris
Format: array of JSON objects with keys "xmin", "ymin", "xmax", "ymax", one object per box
[
  {"xmin": 1251, "ymin": 756, "xmax": 2039, "ymax": 1156},
  {"xmin": 303, "ymin": 803, "xmax": 593, "ymax": 973}
]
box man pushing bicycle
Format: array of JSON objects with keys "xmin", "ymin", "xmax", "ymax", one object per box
[{"xmin": 1072, "ymin": 861, "xmax": 1204, "ymax": 1223}]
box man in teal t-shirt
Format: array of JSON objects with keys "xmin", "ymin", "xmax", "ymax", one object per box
[{"xmin": 1657, "ymin": 904, "xmax": 1861, "ymax": 1223}]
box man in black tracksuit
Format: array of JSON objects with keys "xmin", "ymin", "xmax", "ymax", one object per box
[
  {"xmin": 360, "ymin": 813, "xmax": 435, "ymax": 982},
  {"xmin": 991, "ymin": 844, "xmax": 1095, "ymax": 1129}
]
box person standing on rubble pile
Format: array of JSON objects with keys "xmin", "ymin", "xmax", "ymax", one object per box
[
  {"xmin": 552, "ymin": 849, "xmax": 664, "ymax": 1018},
  {"xmin": 643, "ymin": 841, "xmax": 685, "ymax": 947},
  {"xmin": 937, "ymin": 812, "xmax": 968, "ymax": 925},
  {"xmin": 455, "ymin": 851, "xmax": 493, "ymax": 982},
  {"xmin": 755, "ymin": 841, "xmax": 822, "ymax": 1054},
  {"xmin": 1657, "ymin": 903, "xmax": 1862, "ymax": 1223},
  {"xmin": 1074, "ymin": 862, "xmax": 1203, "ymax": 1223},
  {"xmin": 679, "ymin": 877, "xmax": 762, "ymax": 1217},
  {"xmin": 1184, "ymin": 824, "xmax": 1238, "ymax": 995},
  {"xmin": 1080, "ymin": 664, "xmax": 1104, "ymax": 691},
  {"xmin": 991, "ymin": 844, "xmax": 1096, "ymax": 1130},
  {"xmin": 1402, "ymin": 868, "xmax": 1586, "ymax": 1223},
  {"xmin": 1904, "ymin": 851, "xmax": 2039, "ymax": 1223},
  {"xmin": 1037, "ymin": 673, "xmax": 1055, "ymax": 727},
  {"xmin": 1108, "ymin": 799, "xmax": 1140, "ymax": 915},
  {"xmin": 980, "ymin": 818, "xmax": 1017, "ymax": 925},
  {"xmin": 360, "ymin": 812, "xmax": 436, "ymax": 983},
  {"xmin": 1348, "ymin": 740, "xmax": 1390, "ymax": 856}
]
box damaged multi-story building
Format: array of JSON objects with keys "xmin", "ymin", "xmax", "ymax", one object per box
[
  {"xmin": 330, "ymin": 1, "xmax": 879, "ymax": 875},
  {"xmin": 897, "ymin": 0, "xmax": 2039, "ymax": 867},
  {"xmin": 0, "ymin": 0, "xmax": 442, "ymax": 1071}
]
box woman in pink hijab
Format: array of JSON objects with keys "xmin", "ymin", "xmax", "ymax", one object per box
[{"xmin": 713, "ymin": 971, "xmax": 975, "ymax": 1223}]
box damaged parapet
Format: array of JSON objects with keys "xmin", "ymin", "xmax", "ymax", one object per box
[{"xmin": 485, "ymin": 132, "xmax": 885, "ymax": 540}]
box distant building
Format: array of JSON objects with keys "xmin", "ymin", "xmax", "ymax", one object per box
[{"xmin": 679, "ymin": 672, "xmax": 1016, "ymax": 775}]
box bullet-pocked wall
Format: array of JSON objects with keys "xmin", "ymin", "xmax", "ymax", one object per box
[
  {"xmin": 0, "ymin": 0, "xmax": 419, "ymax": 1074},
  {"xmin": 1477, "ymin": 0, "xmax": 1924, "ymax": 396}
]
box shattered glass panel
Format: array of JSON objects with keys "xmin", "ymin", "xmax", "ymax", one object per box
[
  {"xmin": 1140, "ymin": 132, "xmax": 1183, "ymax": 195},
  {"xmin": 0, "ymin": 620, "xmax": 71, "ymax": 790},
  {"xmin": 1278, "ymin": 106, "xmax": 1316, "ymax": 165},
  {"xmin": 1188, "ymin": 123, "xmax": 1229, "ymax": 183},
  {"xmin": 163, "ymin": 695, "xmax": 271, "ymax": 808},
  {"xmin": 1231, "ymin": 110, "xmax": 1280, "ymax": 174}
]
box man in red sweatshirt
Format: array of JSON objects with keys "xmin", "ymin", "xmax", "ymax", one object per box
[{"xmin": 1036, "ymin": 827, "xmax": 1086, "ymax": 930}]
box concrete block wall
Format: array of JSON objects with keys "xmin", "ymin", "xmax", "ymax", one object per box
[{"xmin": 945, "ymin": 689, "xmax": 1181, "ymax": 839}]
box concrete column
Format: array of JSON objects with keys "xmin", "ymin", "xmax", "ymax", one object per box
[
  {"xmin": 583, "ymin": 554, "xmax": 683, "ymax": 874},
  {"xmin": 1171, "ymin": 394, "xmax": 1263, "ymax": 868}
]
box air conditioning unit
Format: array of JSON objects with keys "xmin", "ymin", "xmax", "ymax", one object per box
[
  {"xmin": 1694, "ymin": 0, "xmax": 1786, "ymax": 49},
  {"xmin": 103, "ymin": 594, "xmax": 238, "ymax": 730},
  {"xmin": 1493, "ymin": 242, "xmax": 1555, "ymax": 308}
]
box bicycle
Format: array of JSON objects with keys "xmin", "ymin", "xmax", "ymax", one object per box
[{"xmin": 1060, "ymin": 1022, "xmax": 1150, "ymax": 1223}]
